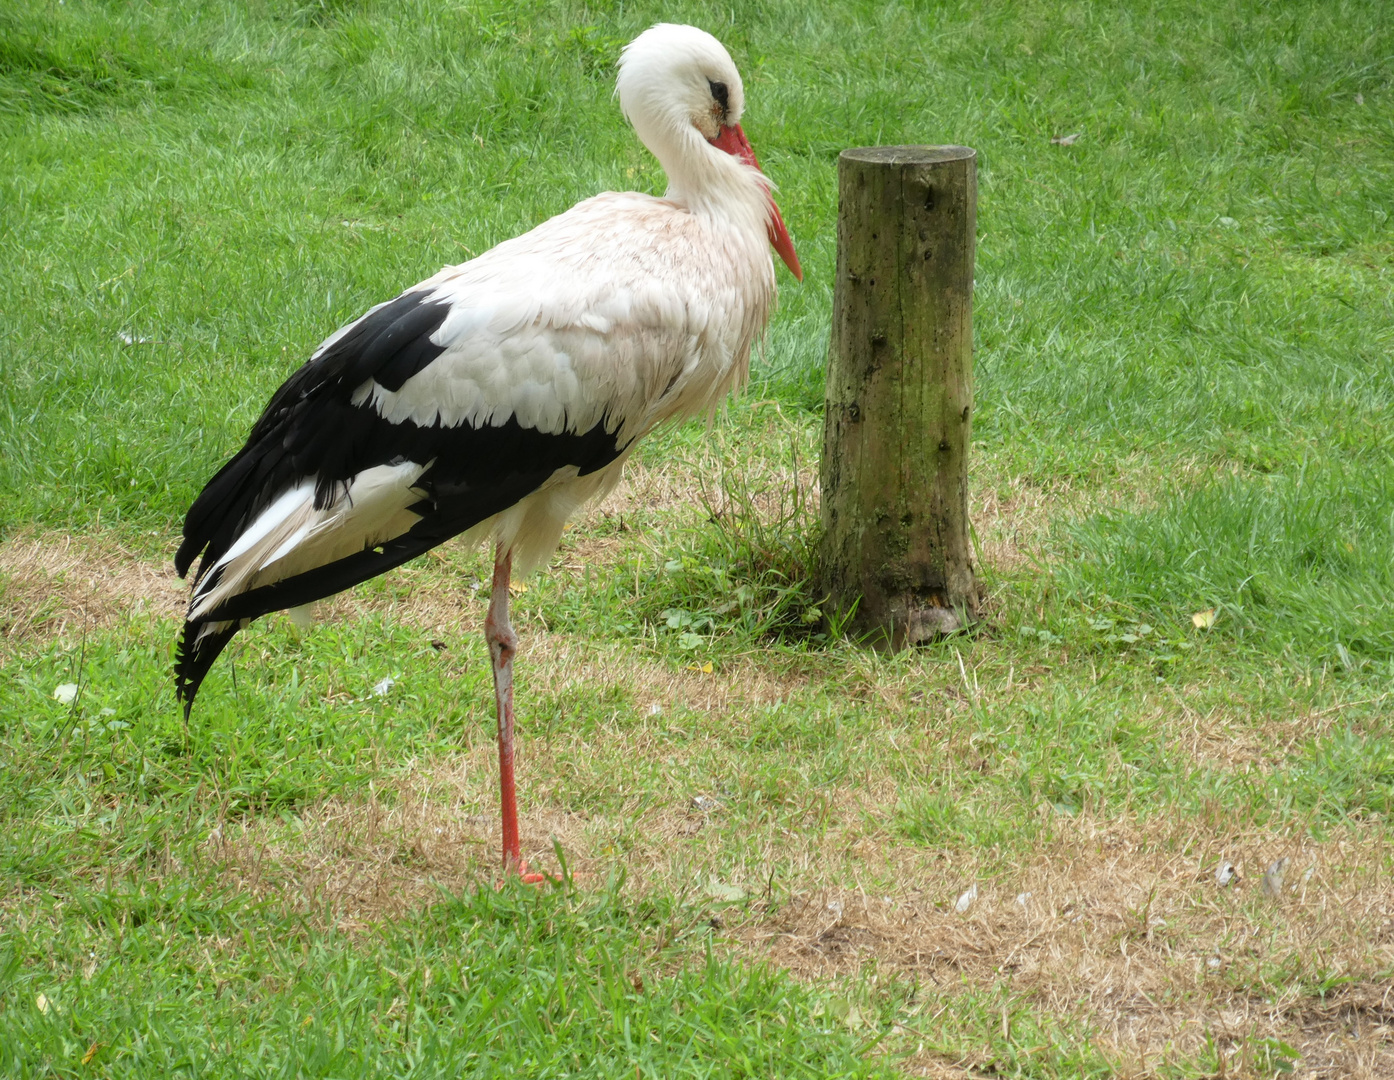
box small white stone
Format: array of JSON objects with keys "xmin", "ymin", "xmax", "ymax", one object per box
[
  {"xmin": 1261, "ymin": 857, "xmax": 1290, "ymax": 898},
  {"xmin": 955, "ymin": 884, "xmax": 978, "ymax": 913},
  {"xmin": 704, "ymin": 879, "xmax": 745, "ymax": 903},
  {"xmin": 1215, "ymin": 861, "xmax": 1238, "ymax": 887},
  {"xmin": 53, "ymin": 684, "xmax": 79, "ymax": 704}
]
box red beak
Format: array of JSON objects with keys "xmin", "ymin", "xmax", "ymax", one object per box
[{"xmin": 708, "ymin": 123, "xmax": 803, "ymax": 282}]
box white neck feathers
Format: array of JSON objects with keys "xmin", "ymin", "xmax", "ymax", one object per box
[{"xmin": 615, "ymin": 24, "xmax": 772, "ymax": 235}]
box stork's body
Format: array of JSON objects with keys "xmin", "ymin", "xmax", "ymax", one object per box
[{"xmin": 174, "ymin": 24, "xmax": 799, "ymax": 878}]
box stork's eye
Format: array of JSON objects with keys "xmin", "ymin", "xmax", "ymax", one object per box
[{"xmin": 708, "ymin": 79, "xmax": 729, "ymax": 115}]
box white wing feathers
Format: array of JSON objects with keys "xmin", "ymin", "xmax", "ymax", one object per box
[{"xmin": 190, "ymin": 461, "xmax": 430, "ymax": 621}]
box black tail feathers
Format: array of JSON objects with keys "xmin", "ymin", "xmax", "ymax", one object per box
[{"xmin": 174, "ymin": 619, "xmax": 239, "ymax": 718}]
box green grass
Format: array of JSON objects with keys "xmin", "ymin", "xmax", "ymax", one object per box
[
  {"xmin": 3, "ymin": 873, "xmax": 893, "ymax": 1078},
  {"xmin": 3, "ymin": 0, "xmax": 1393, "ymax": 1075},
  {"xmin": 1061, "ymin": 462, "xmax": 1394, "ymax": 664}
]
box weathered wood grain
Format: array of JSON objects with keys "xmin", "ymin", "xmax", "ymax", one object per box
[{"xmin": 820, "ymin": 145, "xmax": 979, "ymax": 646}]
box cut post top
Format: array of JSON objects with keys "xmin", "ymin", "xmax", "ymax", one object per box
[{"xmin": 839, "ymin": 145, "xmax": 976, "ymax": 166}]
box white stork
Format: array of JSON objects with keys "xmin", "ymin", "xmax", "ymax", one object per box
[{"xmin": 174, "ymin": 23, "xmax": 801, "ymax": 880}]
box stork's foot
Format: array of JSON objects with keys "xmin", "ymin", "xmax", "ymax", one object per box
[
  {"xmin": 518, "ymin": 861, "xmax": 558, "ymax": 885},
  {"xmin": 497, "ymin": 859, "xmax": 560, "ymax": 888}
]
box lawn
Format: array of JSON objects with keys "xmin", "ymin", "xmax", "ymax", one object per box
[{"xmin": 2, "ymin": 0, "xmax": 1392, "ymax": 1076}]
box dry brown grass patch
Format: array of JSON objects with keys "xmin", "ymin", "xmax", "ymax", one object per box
[
  {"xmin": 733, "ymin": 815, "xmax": 1393, "ymax": 1078},
  {"xmin": 0, "ymin": 532, "xmax": 185, "ymax": 645}
]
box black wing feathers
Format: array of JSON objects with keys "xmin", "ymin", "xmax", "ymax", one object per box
[
  {"xmin": 175, "ymin": 286, "xmax": 630, "ymax": 712},
  {"xmin": 197, "ymin": 415, "xmax": 622, "ymax": 624},
  {"xmin": 175, "ymin": 291, "xmax": 452, "ymax": 580}
]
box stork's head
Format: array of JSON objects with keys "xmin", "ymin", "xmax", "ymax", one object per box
[
  {"xmin": 617, "ymin": 24, "xmax": 746, "ymax": 141},
  {"xmin": 617, "ymin": 24, "xmax": 802, "ymax": 281}
]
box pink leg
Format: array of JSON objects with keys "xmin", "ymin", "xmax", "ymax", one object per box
[{"xmin": 485, "ymin": 545, "xmax": 545, "ymax": 883}]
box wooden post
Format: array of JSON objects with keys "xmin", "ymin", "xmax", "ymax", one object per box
[{"xmin": 820, "ymin": 146, "xmax": 979, "ymax": 647}]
